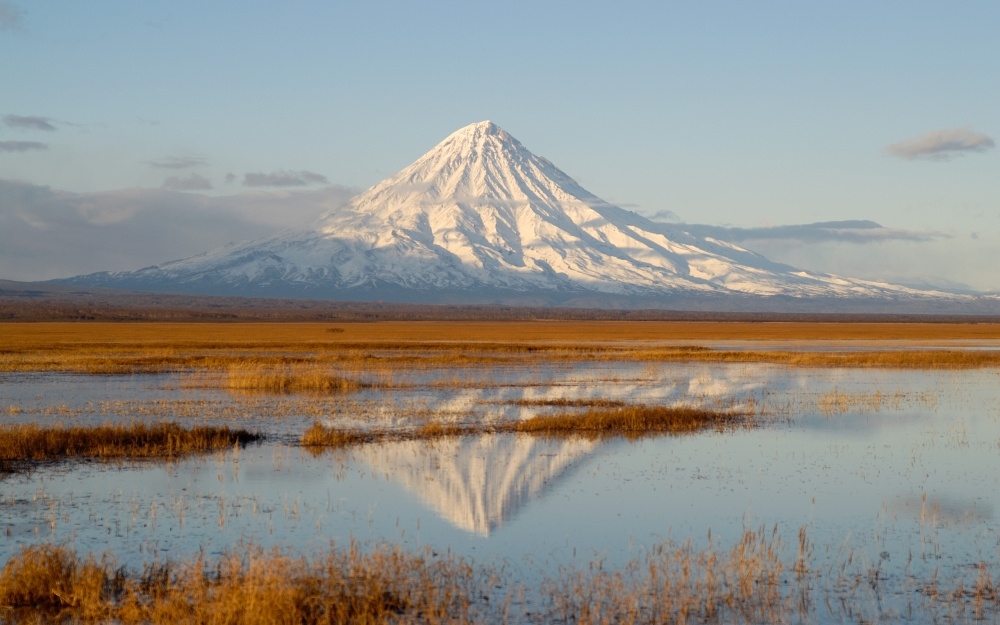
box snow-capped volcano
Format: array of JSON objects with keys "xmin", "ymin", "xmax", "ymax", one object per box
[{"xmin": 62, "ymin": 120, "xmax": 956, "ymax": 303}]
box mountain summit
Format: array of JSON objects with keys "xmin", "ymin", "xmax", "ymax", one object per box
[{"xmin": 62, "ymin": 121, "xmax": 954, "ymax": 305}]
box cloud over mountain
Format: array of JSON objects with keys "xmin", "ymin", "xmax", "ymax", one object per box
[
  {"xmin": 680, "ymin": 220, "xmax": 944, "ymax": 245},
  {"xmin": 243, "ymin": 170, "xmax": 329, "ymax": 187},
  {"xmin": 161, "ymin": 173, "xmax": 213, "ymax": 191},
  {"xmin": 148, "ymin": 155, "xmax": 208, "ymax": 169},
  {"xmin": 0, "ymin": 178, "xmax": 355, "ymax": 281}
]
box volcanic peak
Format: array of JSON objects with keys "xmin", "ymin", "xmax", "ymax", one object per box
[
  {"xmin": 58, "ymin": 120, "xmax": 964, "ymax": 306},
  {"xmin": 344, "ymin": 119, "xmax": 569, "ymax": 214}
]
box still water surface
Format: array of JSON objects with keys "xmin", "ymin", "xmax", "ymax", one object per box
[{"xmin": 2, "ymin": 360, "xmax": 999, "ymax": 619}]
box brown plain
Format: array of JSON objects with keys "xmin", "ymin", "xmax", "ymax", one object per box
[
  {"xmin": 4, "ymin": 321, "xmax": 1000, "ymax": 374},
  {"xmin": 6, "ymin": 320, "xmax": 1000, "ymax": 346}
]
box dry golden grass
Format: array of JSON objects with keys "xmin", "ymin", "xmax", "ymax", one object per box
[
  {"xmin": 503, "ymin": 398, "xmax": 630, "ymax": 408},
  {"xmin": 301, "ymin": 422, "xmax": 381, "ymax": 448},
  {"xmin": 663, "ymin": 348, "xmax": 1000, "ymax": 369},
  {"xmin": 815, "ymin": 388, "xmax": 939, "ymax": 416},
  {"xmin": 4, "ymin": 321, "xmax": 1000, "ymax": 375},
  {"xmin": 301, "ymin": 404, "xmax": 746, "ymax": 450},
  {"xmin": 4, "ymin": 531, "xmax": 996, "ymax": 624},
  {"xmin": 0, "ymin": 422, "xmax": 261, "ymax": 473},
  {"xmin": 9, "ymin": 320, "xmax": 1000, "ymax": 349},
  {"xmin": 544, "ymin": 526, "xmax": 788, "ymax": 624},
  {"xmin": 508, "ymin": 404, "xmax": 745, "ymax": 437},
  {"xmin": 223, "ymin": 362, "xmax": 363, "ymax": 393},
  {"xmin": 0, "ymin": 545, "xmax": 114, "ymax": 622},
  {"xmin": 0, "ymin": 542, "xmax": 480, "ymax": 625}
]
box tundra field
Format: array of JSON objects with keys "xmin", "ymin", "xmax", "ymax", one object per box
[
  {"xmin": 3, "ymin": 320, "xmax": 1000, "ymax": 623},
  {"xmin": 5, "ymin": 321, "xmax": 1000, "ymax": 373}
]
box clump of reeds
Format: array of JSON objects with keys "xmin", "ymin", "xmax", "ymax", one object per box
[
  {"xmin": 507, "ymin": 404, "xmax": 744, "ymax": 438},
  {"xmin": 301, "ymin": 404, "xmax": 746, "ymax": 451},
  {"xmin": 5, "ymin": 533, "xmax": 1000, "ymax": 624},
  {"xmin": 414, "ymin": 421, "xmax": 470, "ymax": 438},
  {"xmin": 0, "ymin": 422, "xmax": 261, "ymax": 470},
  {"xmin": 300, "ymin": 422, "xmax": 381, "ymax": 448},
  {"xmin": 300, "ymin": 421, "xmax": 473, "ymax": 451},
  {"xmin": 225, "ymin": 362, "xmax": 363, "ymax": 393},
  {"xmin": 0, "ymin": 542, "xmax": 482, "ymax": 625},
  {"xmin": 504, "ymin": 398, "xmax": 629, "ymax": 408},
  {"xmin": 817, "ymin": 389, "xmax": 897, "ymax": 415},
  {"xmin": 543, "ymin": 527, "xmax": 789, "ymax": 624},
  {"xmin": 816, "ymin": 388, "xmax": 938, "ymax": 416},
  {"xmin": 0, "ymin": 545, "xmax": 118, "ymax": 622}
]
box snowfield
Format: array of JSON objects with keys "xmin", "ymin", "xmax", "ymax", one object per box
[{"xmin": 65, "ymin": 121, "xmax": 961, "ymax": 303}]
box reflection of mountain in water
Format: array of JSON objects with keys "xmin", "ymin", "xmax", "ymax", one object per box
[
  {"xmin": 338, "ymin": 362, "xmax": 770, "ymax": 431},
  {"xmin": 341, "ymin": 363, "xmax": 770, "ymax": 535},
  {"xmin": 352, "ymin": 435, "xmax": 600, "ymax": 536},
  {"xmin": 344, "ymin": 363, "xmax": 915, "ymax": 535}
]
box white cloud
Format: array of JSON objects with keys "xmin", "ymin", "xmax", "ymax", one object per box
[
  {"xmin": 676, "ymin": 221, "xmax": 997, "ymax": 292},
  {"xmin": 679, "ymin": 220, "xmax": 943, "ymax": 244},
  {"xmin": 732, "ymin": 234, "xmax": 999, "ymax": 293},
  {"xmin": 886, "ymin": 128, "xmax": 995, "ymax": 160},
  {"xmin": 243, "ymin": 170, "xmax": 329, "ymax": 187},
  {"xmin": 647, "ymin": 209, "xmax": 680, "ymax": 222},
  {"xmin": 148, "ymin": 155, "xmax": 208, "ymax": 169},
  {"xmin": 0, "ymin": 179, "xmax": 355, "ymax": 281},
  {"xmin": 162, "ymin": 173, "xmax": 213, "ymax": 191}
]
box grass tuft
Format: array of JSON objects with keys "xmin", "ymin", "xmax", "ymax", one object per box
[
  {"xmin": 0, "ymin": 542, "xmax": 479, "ymax": 625},
  {"xmin": 508, "ymin": 404, "xmax": 745, "ymax": 438},
  {"xmin": 0, "ymin": 545, "xmax": 116, "ymax": 620},
  {"xmin": 0, "ymin": 422, "xmax": 261, "ymax": 472},
  {"xmin": 224, "ymin": 362, "xmax": 363, "ymax": 394},
  {"xmin": 300, "ymin": 422, "xmax": 379, "ymax": 448}
]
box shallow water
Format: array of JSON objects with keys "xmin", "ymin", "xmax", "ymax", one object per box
[{"xmin": 2, "ymin": 361, "xmax": 1000, "ymax": 621}]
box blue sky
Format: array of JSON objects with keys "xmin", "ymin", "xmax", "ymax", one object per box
[{"xmin": 1, "ymin": 1, "xmax": 997, "ymax": 291}]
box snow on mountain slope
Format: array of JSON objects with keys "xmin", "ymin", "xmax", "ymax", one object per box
[{"xmin": 63, "ymin": 121, "xmax": 956, "ymax": 301}]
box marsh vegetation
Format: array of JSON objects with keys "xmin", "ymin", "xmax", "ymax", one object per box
[
  {"xmin": 0, "ymin": 423, "xmax": 261, "ymax": 475},
  {"xmin": 2, "ymin": 530, "xmax": 997, "ymax": 624},
  {"xmin": 2, "ymin": 321, "xmax": 1000, "ymax": 623},
  {"xmin": 5, "ymin": 322, "xmax": 1000, "ymax": 377}
]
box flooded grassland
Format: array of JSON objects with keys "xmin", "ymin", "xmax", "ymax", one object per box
[{"xmin": 2, "ymin": 321, "xmax": 1000, "ymax": 623}]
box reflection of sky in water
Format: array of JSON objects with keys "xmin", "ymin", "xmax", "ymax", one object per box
[{"xmin": 2, "ymin": 363, "xmax": 1000, "ymax": 615}]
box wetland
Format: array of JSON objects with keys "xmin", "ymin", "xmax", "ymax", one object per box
[{"xmin": 2, "ymin": 321, "xmax": 1000, "ymax": 623}]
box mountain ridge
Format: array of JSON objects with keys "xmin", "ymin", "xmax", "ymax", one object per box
[{"xmin": 59, "ymin": 121, "xmax": 969, "ymax": 306}]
